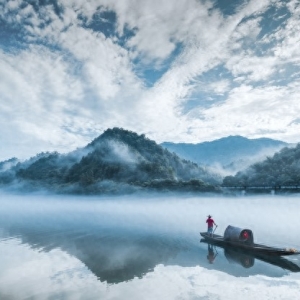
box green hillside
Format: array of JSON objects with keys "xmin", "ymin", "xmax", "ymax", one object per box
[
  {"xmin": 223, "ymin": 144, "xmax": 300, "ymax": 187},
  {"xmin": 0, "ymin": 128, "xmax": 221, "ymax": 194}
]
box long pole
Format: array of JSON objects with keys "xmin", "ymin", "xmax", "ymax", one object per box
[{"xmin": 212, "ymin": 225, "xmax": 218, "ymax": 235}]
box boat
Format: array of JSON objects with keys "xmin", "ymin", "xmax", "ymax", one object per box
[{"xmin": 200, "ymin": 225, "xmax": 300, "ymax": 256}]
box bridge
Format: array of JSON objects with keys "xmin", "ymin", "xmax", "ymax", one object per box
[{"xmin": 221, "ymin": 185, "xmax": 300, "ymax": 194}]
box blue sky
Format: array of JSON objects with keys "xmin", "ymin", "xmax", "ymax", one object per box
[{"xmin": 1, "ymin": 0, "xmax": 300, "ymax": 160}]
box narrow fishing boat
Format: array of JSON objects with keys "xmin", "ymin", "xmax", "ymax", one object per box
[{"xmin": 200, "ymin": 225, "xmax": 300, "ymax": 256}]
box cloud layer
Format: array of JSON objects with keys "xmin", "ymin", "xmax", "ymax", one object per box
[{"xmin": 1, "ymin": 0, "xmax": 300, "ymax": 160}]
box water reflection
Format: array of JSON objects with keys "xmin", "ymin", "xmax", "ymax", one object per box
[
  {"xmin": 2, "ymin": 217, "xmax": 299, "ymax": 284},
  {"xmin": 207, "ymin": 244, "xmax": 218, "ymax": 264},
  {"xmin": 0, "ymin": 227, "xmax": 185, "ymax": 284},
  {"xmin": 201, "ymin": 240, "xmax": 300, "ymax": 272},
  {"xmin": 0, "ymin": 216, "xmax": 191, "ymax": 284},
  {"xmin": 1, "ymin": 195, "xmax": 300, "ymax": 287},
  {"xmin": 224, "ymin": 249, "xmax": 255, "ymax": 268}
]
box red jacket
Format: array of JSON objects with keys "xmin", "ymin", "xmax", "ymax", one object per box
[{"xmin": 206, "ymin": 218, "xmax": 214, "ymax": 228}]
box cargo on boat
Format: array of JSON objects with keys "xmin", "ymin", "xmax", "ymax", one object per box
[{"xmin": 200, "ymin": 225, "xmax": 300, "ymax": 256}]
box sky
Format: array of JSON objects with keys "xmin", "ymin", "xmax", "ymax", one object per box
[{"xmin": 1, "ymin": 0, "xmax": 300, "ymax": 160}]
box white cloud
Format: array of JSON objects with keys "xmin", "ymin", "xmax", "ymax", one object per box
[
  {"xmin": 226, "ymin": 54, "xmax": 278, "ymax": 82},
  {"xmin": 104, "ymin": 140, "xmax": 142, "ymax": 164},
  {"xmin": 272, "ymin": 9, "xmax": 300, "ymax": 63},
  {"xmin": 6, "ymin": 0, "xmax": 21, "ymax": 11},
  {"xmin": 186, "ymin": 82, "xmax": 300, "ymax": 142},
  {"xmin": 209, "ymin": 79, "xmax": 231, "ymax": 95},
  {"xmin": 0, "ymin": 47, "xmax": 90, "ymax": 158},
  {"xmin": 1, "ymin": 0, "xmax": 300, "ymax": 159}
]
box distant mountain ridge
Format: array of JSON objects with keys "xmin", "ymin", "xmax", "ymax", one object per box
[
  {"xmin": 161, "ymin": 136, "xmax": 288, "ymax": 173},
  {"xmin": 0, "ymin": 128, "xmax": 220, "ymax": 194}
]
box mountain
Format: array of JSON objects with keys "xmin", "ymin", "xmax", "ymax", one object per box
[
  {"xmin": 0, "ymin": 128, "xmax": 221, "ymax": 194},
  {"xmin": 223, "ymin": 144, "xmax": 300, "ymax": 187},
  {"xmin": 161, "ymin": 136, "xmax": 288, "ymax": 174}
]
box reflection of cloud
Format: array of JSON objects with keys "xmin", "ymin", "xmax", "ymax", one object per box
[
  {"xmin": 0, "ymin": 238, "xmax": 106, "ymax": 299},
  {"xmin": 1, "ymin": 238, "xmax": 300, "ymax": 300},
  {"xmin": 119, "ymin": 264, "xmax": 300, "ymax": 300}
]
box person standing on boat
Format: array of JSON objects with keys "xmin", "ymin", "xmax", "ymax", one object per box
[{"xmin": 206, "ymin": 215, "xmax": 217, "ymax": 236}]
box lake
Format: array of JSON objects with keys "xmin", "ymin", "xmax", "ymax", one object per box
[{"xmin": 0, "ymin": 193, "xmax": 299, "ymax": 299}]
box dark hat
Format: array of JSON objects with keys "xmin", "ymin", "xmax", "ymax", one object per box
[{"xmin": 208, "ymin": 215, "xmax": 212, "ymax": 218}]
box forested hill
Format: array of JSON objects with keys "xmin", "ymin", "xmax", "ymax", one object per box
[
  {"xmin": 223, "ymin": 144, "xmax": 300, "ymax": 187},
  {"xmin": 0, "ymin": 128, "xmax": 221, "ymax": 193}
]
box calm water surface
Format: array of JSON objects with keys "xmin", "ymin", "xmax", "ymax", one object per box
[{"xmin": 0, "ymin": 193, "xmax": 299, "ymax": 299}]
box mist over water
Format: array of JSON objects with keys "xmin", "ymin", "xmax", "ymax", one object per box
[{"xmin": 0, "ymin": 193, "xmax": 300, "ymax": 299}]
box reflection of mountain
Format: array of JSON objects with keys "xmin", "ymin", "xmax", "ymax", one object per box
[
  {"xmin": 201, "ymin": 240, "xmax": 300, "ymax": 273},
  {"xmin": 0, "ymin": 220, "xmax": 184, "ymax": 284},
  {"xmin": 63, "ymin": 234, "xmax": 181, "ymax": 284}
]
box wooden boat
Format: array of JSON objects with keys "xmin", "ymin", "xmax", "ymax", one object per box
[{"xmin": 200, "ymin": 225, "xmax": 300, "ymax": 256}]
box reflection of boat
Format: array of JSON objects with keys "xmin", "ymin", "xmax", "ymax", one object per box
[
  {"xmin": 201, "ymin": 239, "xmax": 300, "ymax": 272},
  {"xmin": 224, "ymin": 248, "xmax": 254, "ymax": 268},
  {"xmin": 200, "ymin": 225, "xmax": 300, "ymax": 256}
]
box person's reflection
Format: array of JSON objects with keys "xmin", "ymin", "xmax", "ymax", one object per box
[{"xmin": 207, "ymin": 244, "xmax": 217, "ymax": 264}]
